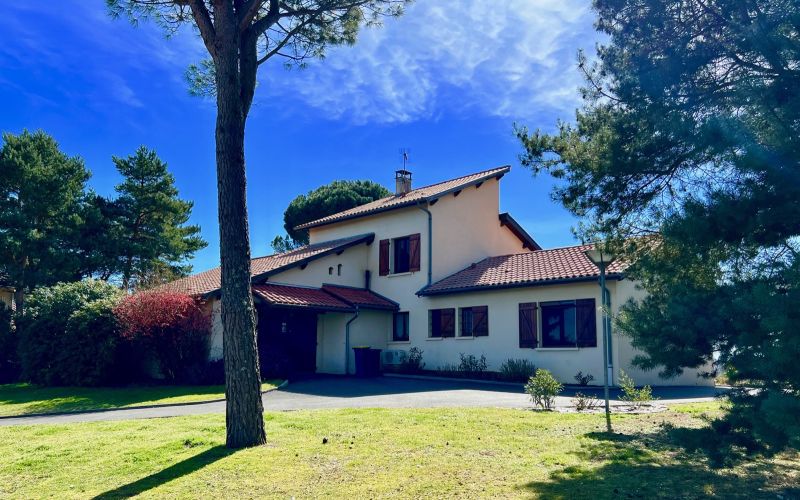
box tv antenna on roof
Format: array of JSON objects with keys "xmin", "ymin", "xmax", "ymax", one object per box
[{"xmin": 399, "ymin": 148, "xmax": 411, "ymax": 170}]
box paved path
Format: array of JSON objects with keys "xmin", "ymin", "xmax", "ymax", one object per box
[{"xmin": 0, "ymin": 375, "xmax": 727, "ymax": 427}]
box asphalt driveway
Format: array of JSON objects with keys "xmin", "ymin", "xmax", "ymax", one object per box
[{"xmin": 0, "ymin": 375, "xmax": 727, "ymax": 427}]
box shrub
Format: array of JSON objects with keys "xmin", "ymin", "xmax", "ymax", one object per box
[
  {"xmin": 115, "ymin": 291, "xmax": 211, "ymax": 383},
  {"xmin": 574, "ymin": 392, "xmax": 602, "ymax": 411},
  {"xmin": 399, "ymin": 347, "xmax": 424, "ymax": 373},
  {"xmin": 499, "ymin": 358, "xmax": 537, "ymax": 382},
  {"xmin": 619, "ymin": 370, "xmax": 656, "ymax": 408},
  {"xmin": 17, "ymin": 280, "xmax": 125, "ymax": 386},
  {"xmin": 0, "ymin": 303, "xmax": 18, "ymax": 383},
  {"xmin": 458, "ymin": 353, "xmax": 487, "ymax": 375},
  {"xmin": 525, "ymin": 369, "xmax": 563, "ymax": 410},
  {"xmin": 573, "ymin": 371, "xmax": 595, "ymax": 386}
]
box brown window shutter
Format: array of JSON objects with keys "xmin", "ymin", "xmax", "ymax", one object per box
[
  {"xmin": 473, "ymin": 306, "xmax": 489, "ymax": 337},
  {"xmin": 408, "ymin": 233, "xmax": 421, "ymax": 272},
  {"xmin": 519, "ymin": 302, "xmax": 538, "ymax": 348},
  {"xmin": 379, "ymin": 239, "xmax": 390, "ymax": 276},
  {"xmin": 576, "ymin": 298, "xmax": 597, "ymax": 347},
  {"xmin": 441, "ymin": 308, "xmax": 455, "ymax": 338}
]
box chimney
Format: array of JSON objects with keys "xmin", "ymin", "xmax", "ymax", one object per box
[{"xmin": 395, "ymin": 169, "xmax": 412, "ymax": 195}]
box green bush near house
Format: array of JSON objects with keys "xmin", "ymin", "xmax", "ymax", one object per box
[
  {"xmin": 525, "ymin": 369, "xmax": 563, "ymax": 410},
  {"xmin": 17, "ymin": 280, "xmax": 129, "ymax": 386},
  {"xmin": 499, "ymin": 358, "xmax": 537, "ymax": 382},
  {"xmin": 619, "ymin": 370, "xmax": 656, "ymax": 408}
]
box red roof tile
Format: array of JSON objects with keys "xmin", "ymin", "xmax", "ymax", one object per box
[
  {"xmin": 419, "ymin": 244, "xmax": 628, "ymax": 296},
  {"xmin": 252, "ymin": 284, "xmax": 353, "ymax": 311},
  {"xmin": 157, "ymin": 233, "xmax": 374, "ymax": 297},
  {"xmin": 295, "ymin": 166, "xmax": 510, "ymax": 230},
  {"xmin": 322, "ymin": 285, "xmax": 399, "ymax": 310}
]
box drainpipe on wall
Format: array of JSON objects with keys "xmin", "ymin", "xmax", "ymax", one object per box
[
  {"xmin": 344, "ymin": 306, "xmax": 360, "ymax": 375},
  {"xmin": 416, "ymin": 202, "xmax": 433, "ymax": 286}
]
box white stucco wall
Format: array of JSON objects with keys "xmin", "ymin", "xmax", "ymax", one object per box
[
  {"xmin": 316, "ymin": 309, "xmax": 391, "ymax": 375},
  {"xmin": 267, "ymin": 244, "xmax": 369, "ymax": 288},
  {"xmin": 208, "ymin": 299, "xmax": 224, "ymax": 361},
  {"xmin": 0, "ymin": 289, "xmax": 13, "ymax": 310}
]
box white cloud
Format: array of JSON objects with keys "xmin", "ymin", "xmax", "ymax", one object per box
[{"xmin": 259, "ymin": 0, "xmax": 599, "ymax": 124}]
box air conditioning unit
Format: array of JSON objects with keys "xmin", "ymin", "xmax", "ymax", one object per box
[{"xmin": 382, "ymin": 349, "xmax": 407, "ymax": 366}]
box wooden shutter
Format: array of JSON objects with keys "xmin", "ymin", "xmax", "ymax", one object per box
[
  {"xmin": 473, "ymin": 306, "xmax": 489, "ymax": 337},
  {"xmin": 576, "ymin": 298, "xmax": 597, "ymax": 347},
  {"xmin": 409, "ymin": 233, "xmax": 421, "ymax": 272},
  {"xmin": 379, "ymin": 239, "xmax": 390, "ymax": 276},
  {"xmin": 441, "ymin": 308, "xmax": 455, "ymax": 338},
  {"xmin": 519, "ymin": 302, "xmax": 538, "ymax": 348}
]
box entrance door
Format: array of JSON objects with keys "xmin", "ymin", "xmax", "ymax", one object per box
[{"xmin": 257, "ymin": 307, "xmax": 318, "ymax": 375}]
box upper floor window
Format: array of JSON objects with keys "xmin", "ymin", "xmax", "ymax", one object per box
[
  {"xmin": 459, "ymin": 306, "xmax": 488, "ymax": 337},
  {"xmin": 379, "ymin": 234, "xmax": 421, "ymax": 276},
  {"xmin": 429, "ymin": 308, "xmax": 455, "ymax": 338},
  {"xmin": 540, "ymin": 299, "xmax": 596, "ymax": 348}
]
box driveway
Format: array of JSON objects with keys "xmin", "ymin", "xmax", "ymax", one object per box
[{"xmin": 0, "ymin": 375, "xmax": 727, "ymax": 427}]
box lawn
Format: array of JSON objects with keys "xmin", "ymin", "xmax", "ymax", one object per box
[
  {"xmin": 0, "ymin": 403, "xmax": 797, "ymax": 498},
  {"xmin": 0, "ymin": 381, "xmax": 283, "ymax": 417}
]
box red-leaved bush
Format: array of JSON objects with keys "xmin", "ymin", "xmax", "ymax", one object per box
[{"xmin": 115, "ymin": 291, "xmax": 211, "ymax": 383}]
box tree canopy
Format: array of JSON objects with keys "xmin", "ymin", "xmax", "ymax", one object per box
[
  {"xmin": 517, "ymin": 0, "xmax": 799, "ymax": 452},
  {"xmin": 273, "ymin": 179, "xmax": 390, "ymax": 251}
]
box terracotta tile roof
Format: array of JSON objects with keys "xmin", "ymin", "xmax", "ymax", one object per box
[
  {"xmin": 157, "ymin": 233, "xmax": 375, "ymax": 297},
  {"xmin": 418, "ymin": 243, "xmax": 628, "ymax": 296},
  {"xmin": 252, "ymin": 284, "xmax": 353, "ymax": 311},
  {"xmin": 295, "ymin": 165, "xmax": 511, "ymax": 230},
  {"xmin": 322, "ymin": 284, "xmax": 399, "ymax": 311}
]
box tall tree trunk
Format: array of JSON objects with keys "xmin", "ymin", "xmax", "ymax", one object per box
[{"xmin": 214, "ymin": 5, "xmax": 266, "ymax": 449}]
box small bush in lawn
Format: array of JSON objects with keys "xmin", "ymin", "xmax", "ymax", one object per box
[
  {"xmin": 573, "ymin": 371, "xmax": 595, "ymax": 386},
  {"xmin": 17, "ymin": 280, "xmax": 126, "ymax": 386},
  {"xmin": 619, "ymin": 370, "xmax": 656, "ymax": 408},
  {"xmin": 115, "ymin": 291, "xmax": 211, "ymax": 383},
  {"xmin": 458, "ymin": 353, "xmax": 487, "ymax": 375},
  {"xmin": 525, "ymin": 369, "xmax": 563, "ymax": 410},
  {"xmin": 574, "ymin": 392, "xmax": 602, "ymax": 411},
  {"xmin": 399, "ymin": 346, "xmax": 424, "ymax": 373},
  {"xmin": 0, "ymin": 303, "xmax": 18, "ymax": 383},
  {"xmin": 499, "ymin": 358, "xmax": 537, "ymax": 382}
]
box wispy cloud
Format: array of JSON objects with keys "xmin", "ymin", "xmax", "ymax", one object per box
[{"xmin": 260, "ymin": 0, "xmax": 599, "ymax": 124}]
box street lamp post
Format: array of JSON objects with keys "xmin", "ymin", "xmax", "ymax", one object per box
[{"xmin": 584, "ymin": 247, "xmax": 615, "ymax": 433}]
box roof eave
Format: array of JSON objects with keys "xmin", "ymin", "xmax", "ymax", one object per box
[
  {"xmin": 416, "ymin": 273, "xmax": 625, "ymax": 297},
  {"xmin": 295, "ymin": 166, "xmax": 511, "ymax": 231},
  {"xmin": 498, "ymin": 213, "xmax": 541, "ymax": 251}
]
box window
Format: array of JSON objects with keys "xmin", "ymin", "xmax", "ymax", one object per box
[
  {"xmin": 429, "ymin": 308, "xmax": 455, "ymax": 338},
  {"xmin": 337, "ymin": 264, "xmax": 342, "ymax": 276},
  {"xmin": 393, "ymin": 312, "xmax": 409, "ymax": 342},
  {"xmin": 328, "ymin": 266, "xmax": 333, "ymax": 275},
  {"xmin": 459, "ymin": 306, "xmax": 488, "ymax": 337},
  {"xmin": 539, "ymin": 299, "xmax": 596, "ymax": 348},
  {"xmin": 393, "ymin": 236, "xmax": 411, "ymax": 273}
]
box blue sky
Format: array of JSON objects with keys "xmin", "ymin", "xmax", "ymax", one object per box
[{"xmin": 1, "ymin": 1, "xmax": 602, "ymax": 273}]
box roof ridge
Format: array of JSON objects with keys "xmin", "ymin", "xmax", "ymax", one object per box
[
  {"xmin": 399, "ymin": 164, "xmax": 510, "ymax": 196},
  {"xmin": 480, "ymin": 242, "xmax": 594, "ymax": 261}
]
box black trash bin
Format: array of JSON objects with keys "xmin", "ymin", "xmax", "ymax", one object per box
[{"xmin": 353, "ymin": 347, "xmax": 382, "ymax": 377}]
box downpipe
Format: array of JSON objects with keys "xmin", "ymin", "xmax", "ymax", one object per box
[
  {"xmin": 416, "ymin": 202, "xmax": 433, "ymax": 286},
  {"xmin": 344, "ymin": 306, "xmax": 360, "ymax": 375}
]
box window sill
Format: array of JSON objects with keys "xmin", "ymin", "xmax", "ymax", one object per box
[
  {"xmin": 536, "ymin": 347, "xmax": 580, "ymax": 351},
  {"xmin": 456, "ymin": 336, "xmax": 474, "ymax": 340},
  {"xmin": 388, "ymin": 272, "xmax": 414, "ymax": 278},
  {"xmin": 388, "ymin": 340, "xmax": 411, "ymax": 345},
  {"xmin": 426, "ymin": 337, "xmax": 443, "ymax": 341}
]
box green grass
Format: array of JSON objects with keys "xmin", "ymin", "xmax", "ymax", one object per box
[
  {"xmin": 0, "ymin": 381, "xmax": 282, "ymax": 417},
  {"xmin": 0, "ymin": 403, "xmax": 797, "ymax": 498}
]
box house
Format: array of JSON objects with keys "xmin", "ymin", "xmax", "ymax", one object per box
[
  {"xmin": 162, "ymin": 166, "xmax": 712, "ymax": 386},
  {"xmin": 0, "ymin": 273, "xmax": 13, "ymax": 311}
]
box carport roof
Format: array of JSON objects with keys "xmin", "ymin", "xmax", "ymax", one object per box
[{"xmin": 253, "ymin": 283, "xmax": 399, "ymax": 312}]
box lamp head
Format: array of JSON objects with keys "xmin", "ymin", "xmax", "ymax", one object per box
[{"xmin": 584, "ymin": 247, "xmax": 616, "ymax": 268}]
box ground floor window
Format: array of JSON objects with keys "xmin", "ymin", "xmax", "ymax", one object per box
[
  {"xmin": 429, "ymin": 308, "xmax": 455, "ymax": 338},
  {"xmin": 540, "ymin": 299, "xmax": 596, "ymax": 348},
  {"xmin": 393, "ymin": 312, "xmax": 409, "ymax": 342},
  {"xmin": 459, "ymin": 305, "xmax": 488, "ymax": 337}
]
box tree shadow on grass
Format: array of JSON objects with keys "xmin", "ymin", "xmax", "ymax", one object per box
[
  {"xmin": 93, "ymin": 445, "xmax": 234, "ymax": 499},
  {"xmin": 522, "ymin": 429, "xmax": 800, "ymax": 499}
]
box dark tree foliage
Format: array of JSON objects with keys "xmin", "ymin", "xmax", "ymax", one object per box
[
  {"xmin": 106, "ymin": 0, "xmax": 408, "ymax": 448},
  {"xmin": 274, "ymin": 179, "xmax": 390, "ymax": 250},
  {"xmin": 110, "ymin": 146, "xmax": 207, "ymax": 290},
  {"xmin": 0, "ymin": 130, "xmax": 92, "ymax": 311},
  {"xmin": 517, "ymin": 0, "xmax": 800, "ymax": 451}
]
